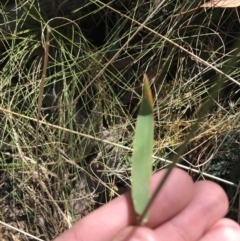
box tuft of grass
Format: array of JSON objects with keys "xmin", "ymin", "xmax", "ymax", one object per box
[{"xmin": 0, "ymin": 0, "xmax": 240, "ymax": 240}]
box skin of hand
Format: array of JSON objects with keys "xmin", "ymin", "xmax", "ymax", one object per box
[{"xmin": 54, "ymin": 168, "xmax": 240, "ymax": 241}]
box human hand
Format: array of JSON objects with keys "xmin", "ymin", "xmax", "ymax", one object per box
[{"xmin": 54, "ymin": 168, "xmax": 240, "ymax": 241}]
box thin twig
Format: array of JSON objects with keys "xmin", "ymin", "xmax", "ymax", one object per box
[
  {"xmin": 0, "ymin": 220, "xmax": 44, "ymax": 241},
  {"xmin": 36, "ymin": 26, "xmax": 51, "ymax": 172}
]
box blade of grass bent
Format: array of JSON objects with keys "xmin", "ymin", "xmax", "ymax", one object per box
[{"xmin": 131, "ymin": 74, "xmax": 154, "ymax": 223}]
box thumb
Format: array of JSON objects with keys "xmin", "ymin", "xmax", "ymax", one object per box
[{"xmin": 112, "ymin": 226, "xmax": 159, "ymax": 241}]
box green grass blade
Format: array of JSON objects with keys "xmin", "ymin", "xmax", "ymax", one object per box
[{"xmin": 131, "ymin": 74, "xmax": 154, "ymax": 222}]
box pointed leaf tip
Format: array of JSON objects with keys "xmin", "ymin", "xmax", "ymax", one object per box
[
  {"xmin": 139, "ymin": 74, "xmax": 153, "ymax": 116},
  {"xmin": 143, "ymin": 73, "xmax": 153, "ymax": 107}
]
